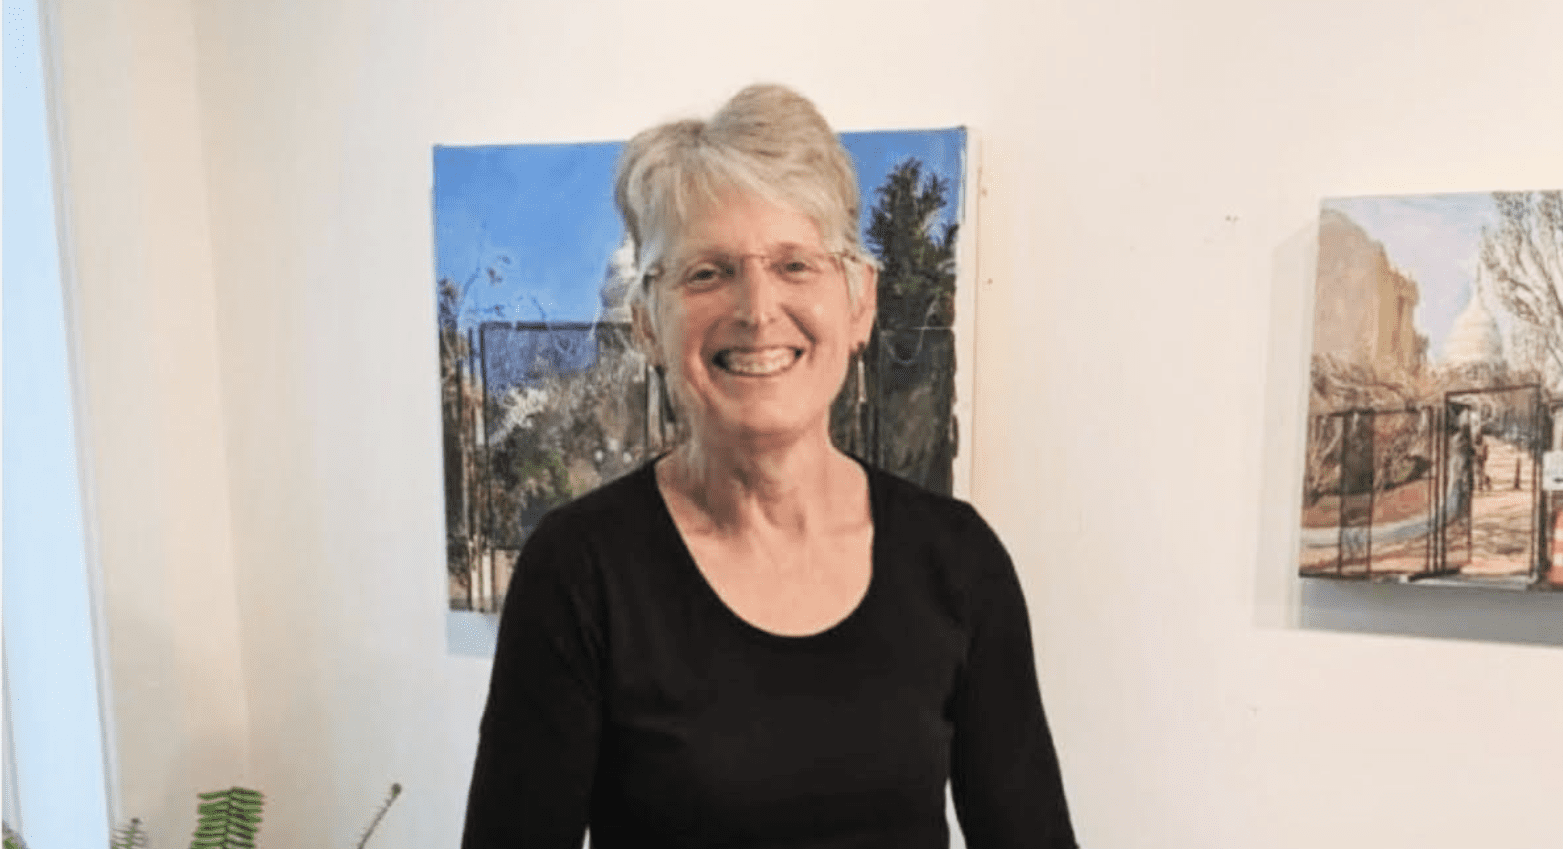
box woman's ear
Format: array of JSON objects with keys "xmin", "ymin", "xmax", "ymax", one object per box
[{"xmin": 631, "ymin": 302, "xmax": 661, "ymax": 367}]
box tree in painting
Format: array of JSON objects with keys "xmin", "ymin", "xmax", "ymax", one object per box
[
  {"xmin": 867, "ymin": 160, "xmax": 959, "ymax": 329},
  {"xmin": 437, "ymin": 276, "xmax": 484, "ymax": 604},
  {"xmin": 1480, "ymin": 190, "xmax": 1563, "ymax": 385},
  {"xmin": 853, "ymin": 158, "xmax": 961, "ymax": 493},
  {"xmin": 481, "ymin": 324, "xmax": 648, "ymax": 552}
]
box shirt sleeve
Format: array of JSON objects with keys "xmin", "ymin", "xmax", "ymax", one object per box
[
  {"xmin": 949, "ymin": 509, "xmax": 1077, "ymax": 849},
  {"xmin": 462, "ymin": 515, "xmax": 604, "ymax": 849}
]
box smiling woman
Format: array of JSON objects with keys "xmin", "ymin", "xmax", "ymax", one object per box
[
  {"xmin": 638, "ymin": 192, "xmax": 877, "ymax": 459},
  {"xmin": 462, "ymin": 84, "xmax": 1076, "ymax": 849}
]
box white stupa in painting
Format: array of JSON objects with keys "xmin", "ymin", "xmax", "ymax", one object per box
[{"xmin": 1441, "ymin": 277, "xmax": 1505, "ymax": 369}]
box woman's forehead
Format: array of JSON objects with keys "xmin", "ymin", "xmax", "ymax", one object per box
[{"xmin": 671, "ymin": 193, "xmax": 827, "ymax": 252}]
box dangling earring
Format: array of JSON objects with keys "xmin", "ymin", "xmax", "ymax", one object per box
[
  {"xmin": 654, "ymin": 364, "xmax": 677, "ymax": 426},
  {"xmin": 855, "ymin": 346, "xmax": 867, "ymax": 408}
]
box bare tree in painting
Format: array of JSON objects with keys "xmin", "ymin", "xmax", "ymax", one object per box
[
  {"xmin": 483, "ymin": 327, "xmax": 648, "ymax": 550},
  {"xmin": 1480, "ymin": 191, "xmax": 1563, "ymax": 382},
  {"xmin": 438, "ymin": 278, "xmax": 482, "ymax": 603},
  {"xmin": 438, "ymin": 254, "xmax": 514, "ymax": 607}
]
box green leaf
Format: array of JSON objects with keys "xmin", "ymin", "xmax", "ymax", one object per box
[{"xmin": 187, "ymin": 787, "xmax": 264, "ymax": 849}]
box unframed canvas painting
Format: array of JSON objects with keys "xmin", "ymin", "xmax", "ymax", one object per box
[
  {"xmin": 1302, "ymin": 190, "xmax": 1563, "ymax": 591},
  {"xmin": 434, "ymin": 130, "xmax": 971, "ymax": 612}
]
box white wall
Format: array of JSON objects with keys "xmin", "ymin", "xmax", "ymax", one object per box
[
  {"xmin": 48, "ymin": 0, "xmax": 1563, "ymax": 847},
  {"xmin": 46, "ymin": 0, "xmax": 249, "ymax": 845}
]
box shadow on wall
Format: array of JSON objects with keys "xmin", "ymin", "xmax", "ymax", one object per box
[
  {"xmin": 1300, "ymin": 581, "xmax": 1563, "ymax": 648},
  {"xmin": 1252, "ymin": 223, "xmax": 1316, "ymax": 630}
]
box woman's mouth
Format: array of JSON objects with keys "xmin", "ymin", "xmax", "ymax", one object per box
[{"xmin": 714, "ymin": 347, "xmax": 802, "ymax": 376}]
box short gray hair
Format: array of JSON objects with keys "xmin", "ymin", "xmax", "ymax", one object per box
[{"xmin": 613, "ymin": 84, "xmax": 874, "ymax": 320}]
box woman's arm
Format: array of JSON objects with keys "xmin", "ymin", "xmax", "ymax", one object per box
[
  {"xmin": 949, "ymin": 510, "xmax": 1077, "ymax": 849},
  {"xmin": 462, "ymin": 516, "xmax": 604, "ymax": 849}
]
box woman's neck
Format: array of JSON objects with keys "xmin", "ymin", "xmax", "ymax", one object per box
[{"xmin": 658, "ymin": 432, "xmax": 863, "ymax": 539}]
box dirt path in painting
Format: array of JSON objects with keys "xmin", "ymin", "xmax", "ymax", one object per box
[{"xmin": 1461, "ymin": 440, "xmax": 1535, "ymax": 577}]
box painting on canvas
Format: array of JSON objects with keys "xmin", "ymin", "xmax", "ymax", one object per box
[
  {"xmin": 1301, "ymin": 190, "xmax": 1563, "ymax": 591},
  {"xmin": 434, "ymin": 129, "xmax": 972, "ymax": 612}
]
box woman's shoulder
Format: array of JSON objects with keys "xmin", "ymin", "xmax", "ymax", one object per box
[
  {"xmin": 863, "ymin": 464, "xmax": 993, "ymax": 539},
  {"xmin": 553, "ymin": 459, "xmax": 656, "ymax": 512},
  {"xmin": 518, "ymin": 461, "xmax": 668, "ymax": 575},
  {"xmin": 859, "ymin": 463, "xmax": 1025, "ymax": 632},
  {"xmin": 861, "ymin": 463, "xmax": 1013, "ymax": 580}
]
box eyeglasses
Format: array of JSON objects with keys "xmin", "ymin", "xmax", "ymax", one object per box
[{"xmin": 644, "ymin": 248, "xmax": 847, "ymax": 293}]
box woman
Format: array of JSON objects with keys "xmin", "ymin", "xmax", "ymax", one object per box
[{"xmin": 463, "ymin": 84, "xmax": 1076, "ymax": 849}]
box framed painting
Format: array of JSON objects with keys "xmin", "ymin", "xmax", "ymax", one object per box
[
  {"xmin": 434, "ymin": 129, "xmax": 975, "ymax": 612},
  {"xmin": 1301, "ymin": 190, "xmax": 1563, "ymax": 591}
]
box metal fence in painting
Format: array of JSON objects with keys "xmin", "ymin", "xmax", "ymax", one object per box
[
  {"xmin": 1303, "ymin": 384, "xmax": 1550, "ymax": 587},
  {"xmin": 1305, "ymin": 408, "xmax": 1436, "ymax": 578},
  {"xmin": 875, "ymin": 327, "xmax": 956, "ymax": 494},
  {"xmin": 1443, "ymin": 385, "xmax": 1542, "ymax": 586},
  {"xmin": 1547, "ymin": 402, "xmax": 1563, "ymax": 588},
  {"xmin": 1300, "ymin": 414, "xmax": 1346, "ymax": 574},
  {"xmin": 825, "ymin": 325, "xmax": 958, "ymax": 494},
  {"xmin": 1336, "ymin": 409, "xmax": 1376, "ymax": 575},
  {"xmin": 447, "ymin": 321, "xmax": 655, "ymax": 612}
]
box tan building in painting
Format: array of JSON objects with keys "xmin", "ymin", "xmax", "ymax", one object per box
[{"xmin": 1313, "ymin": 208, "xmax": 1425, "ymax": 374}]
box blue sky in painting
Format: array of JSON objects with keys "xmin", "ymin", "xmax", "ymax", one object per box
[
  {"xmin": 1323, "ymin": 192, "xmax": 1499, "ymax": 364},
  {"xmin": 433, "ymin": 128, "xmax": 967, "ymax": 329}
]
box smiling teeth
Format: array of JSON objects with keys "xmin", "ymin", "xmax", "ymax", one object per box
[{"xmin": 722, "ymin": 348, "xmax": 798, "ymax": 375}]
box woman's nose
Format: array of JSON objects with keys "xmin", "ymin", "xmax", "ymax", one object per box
[{"xmin": 732, "ymin": 256, "xmax": 779, "ymax": 326}]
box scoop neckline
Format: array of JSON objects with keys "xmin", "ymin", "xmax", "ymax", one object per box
[{"xmin": 643, "ymin": 453, "xmax": 881, "ymax": 647}]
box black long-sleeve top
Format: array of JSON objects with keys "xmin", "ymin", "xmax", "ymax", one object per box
[{"xmin": 462, "ymin": 460, "xmax": 1076, "ymax": 849}]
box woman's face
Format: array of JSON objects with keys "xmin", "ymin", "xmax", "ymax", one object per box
[{"xmin": 640, "ymin": 192, "xmax": 876, "ymax": 449}]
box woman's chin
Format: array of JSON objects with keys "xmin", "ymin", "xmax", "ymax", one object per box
[{"xmin": 692, "ymin": 406, "xmax": 832, "ymax": 453}]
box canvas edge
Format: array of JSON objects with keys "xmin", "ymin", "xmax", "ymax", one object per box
[{"xmin": 950, "ymin": 128, "xmax": 979, "ymax": 502}]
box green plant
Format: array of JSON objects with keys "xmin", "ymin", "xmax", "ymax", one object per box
[
  {"xmin": 11, "ymin": 780, "xmax": 397, "ymax": 849},
  {"xmin": 111, "ymin": 817, "xmax": 148, "ymax": 848},
  {"xmin": 95, "ymin": 780, "xmax": 398, "ymax": 849},
  {"xmin": 352, "ymin": 783, "xmax": 401, "ymax": 849},
  {"xmin": 189, "ymin": 787, "xmax": 263, "ymax": 849}
]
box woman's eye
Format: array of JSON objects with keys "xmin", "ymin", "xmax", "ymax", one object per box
[
  {"xmin": 778, "ymin": 257, "xmax": 821, "ymax": 279},
  {"xmin": 684, "ymin": 265, "xmax": 723, "ymax": 286}
]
